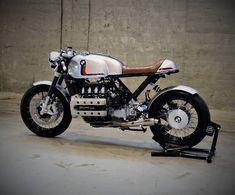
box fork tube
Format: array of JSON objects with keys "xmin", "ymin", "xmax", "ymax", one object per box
[
  {"xmin": 47, "ymin": 76, "xmax": 60, "ymax": 97},
  {"xmin": 47, "ymin": 65, "xmax": 62, "ymax": 97}
]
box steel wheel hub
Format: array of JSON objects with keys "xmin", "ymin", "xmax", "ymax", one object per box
[{"xmin": 168, "ymin": 109, "xmax": 189, "ymax": 129}]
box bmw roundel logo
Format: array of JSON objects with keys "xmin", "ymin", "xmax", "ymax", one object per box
[{"xmin": 80, "ymin": 60, "xmax": 86, "ymax": 66}]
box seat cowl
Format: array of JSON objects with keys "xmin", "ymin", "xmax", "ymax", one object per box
[{"xmin": 157, "ymin": 59, "xmax": 178, "ymax": 74}]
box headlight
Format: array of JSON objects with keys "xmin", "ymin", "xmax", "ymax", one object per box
[{"xmin": 49, "ymin": 51, "xmax": 61, "ymax": 68}]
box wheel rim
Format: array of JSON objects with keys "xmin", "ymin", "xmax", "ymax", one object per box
[
  {"xmin": 29, "ymin": 91, "xmax": 64, "ymax": 129},
  {"xmin": 158, "ymin": 99, "xmax": 199, "ymax": 139}
]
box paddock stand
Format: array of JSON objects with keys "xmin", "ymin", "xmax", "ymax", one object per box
[{"xmin": 151, "ymin": 122, "xmax": 221, "ymax": 163}]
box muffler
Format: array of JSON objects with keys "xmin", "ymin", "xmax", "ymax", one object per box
[{"xmin": 113, "ymin": 118, "xmax": 158, "ymax": 128}]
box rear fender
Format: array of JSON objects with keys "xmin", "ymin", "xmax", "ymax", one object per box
[
  {"xmin": 33, "ymin": 80, "xmax": 70, "ymax": 102},
  {"xmin": 148, "ymin": 85, "xmax": 198, "ymax": 110}
]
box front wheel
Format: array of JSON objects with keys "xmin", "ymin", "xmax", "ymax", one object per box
[
  {"xmin": 149, "ymin": 91, "xmax": 210, "ymax": 148},
  {"xmin": 20, "ymin": 85, "xmax": 72, "ymax": 137}
]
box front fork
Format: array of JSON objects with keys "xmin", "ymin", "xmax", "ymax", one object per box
[{"xmin": 40, "ymin": 66, "xmax": 63, "ymax": 115}]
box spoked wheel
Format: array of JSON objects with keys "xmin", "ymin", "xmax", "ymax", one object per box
[
  {"xmin": 21, "ymin": 85, "xmax": 72, "ymax": 137},
  {"xmin": 149, "ymin": 91, "xmax": 210, "ymax": 148}
]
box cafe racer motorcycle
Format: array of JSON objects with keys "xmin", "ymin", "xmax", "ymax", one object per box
[{"xmin": 21, "ymin": 47, "xmax": 215, "ymax": 149}]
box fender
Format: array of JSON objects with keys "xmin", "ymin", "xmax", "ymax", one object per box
[
  {"xmin": 148, "ymin": 85, "xmax": 198, "ymax": 109},
  {"xmin": 33, "ymin": 80, "xmax": 70, "ymax": 102}
]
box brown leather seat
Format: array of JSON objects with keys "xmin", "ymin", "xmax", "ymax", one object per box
[{"xmin": 122, "ymin": 59, "xmax": 164, "ymax": 75}]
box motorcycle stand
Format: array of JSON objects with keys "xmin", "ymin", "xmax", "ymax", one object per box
[{"xmin": 151, "ymin": 122, "xmax": 221, "ymax": 163}]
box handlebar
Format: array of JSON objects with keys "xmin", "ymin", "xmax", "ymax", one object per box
[{"xmin": 60, "ymin": 47, "xmax": 76, "ymax": 59}]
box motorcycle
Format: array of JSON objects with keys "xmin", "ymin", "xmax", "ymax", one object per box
[{"xmin": 21, "ymin": 47, "xmax": 218, "ymax": 150}]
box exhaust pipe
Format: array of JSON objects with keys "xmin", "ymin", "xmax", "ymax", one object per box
[{"xmin": 113, "ymin": 118, "xmax": 158, "ymax": 128}]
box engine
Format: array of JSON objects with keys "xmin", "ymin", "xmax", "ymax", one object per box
[
  {"xmin": 70, "ymin": 78, "xmax": 145, "ymax": 123},
  {"xmin": 70, "ymin": 80, "xmax": 109, "ymax": 120}
]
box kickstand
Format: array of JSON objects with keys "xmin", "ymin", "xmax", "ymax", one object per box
[{"xmin": 151, "ymin": 122, "xmax": 221, "ymax": 163}]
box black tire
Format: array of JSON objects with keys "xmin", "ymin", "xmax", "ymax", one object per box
[
  {"xmin": 21, "ymin": 85, "xmax": 72, "ymax": 137},
  {"xmin": 149, "ymin": 91, "xmax": 210, "ymax": 148}
]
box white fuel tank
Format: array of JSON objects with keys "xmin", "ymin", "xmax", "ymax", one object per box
[{"xmin": 68, "ymin": 53, "xmax": 123, "ymax": 78}]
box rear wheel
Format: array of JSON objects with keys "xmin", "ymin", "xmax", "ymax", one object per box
[
  {"xmin": 21, "ymin": 85, "xmax": 72, "ymax": 137},
  {"xmin": 149, "ymin": 91, "xmax": 210, "ymax": 148}
]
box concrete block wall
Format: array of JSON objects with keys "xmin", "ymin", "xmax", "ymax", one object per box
[
  {"xmin": 0, "ymin": 0, "xmax": 234, "ymax": 111},
  {"xmin": 0, "ymin": 0, "xmax": 61, "ymax": 91}
]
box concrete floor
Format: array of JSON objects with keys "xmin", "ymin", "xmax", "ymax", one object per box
[{"xmin": 0, "ymin": 93, "xmax": 235, "ymax": 195}]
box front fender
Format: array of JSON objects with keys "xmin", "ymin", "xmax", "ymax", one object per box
[
  {"xmin": 33, "ymin": 80, "xmax": 52, "ymax": 86},
  {"xmin": 148, "ymin": 85, "xmax": 198, "ymax": 109},
  {"xmin": 33, "ymin": 80, "xmax": 70, "ymax": 102}
]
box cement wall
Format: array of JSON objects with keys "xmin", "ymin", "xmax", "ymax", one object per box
[{"xmin": 0, "ymin": 0, "xmax": 235, "ymax": 111}]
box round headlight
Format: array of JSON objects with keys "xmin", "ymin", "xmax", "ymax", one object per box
[
  {"xmin": 49, "ymin": 51, "xmax": 60, "ymax": 61},
  {"xmin": 49, "ymin": 51, "xmax": 61, "ymax": 68}
]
